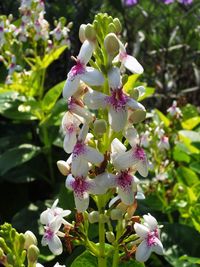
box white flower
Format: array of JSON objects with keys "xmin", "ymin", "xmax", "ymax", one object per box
[
  {"xmin": 62, "ymin": 40, "xmax": 104, "ymax": 99},
  {"xmin": 167, "ymin": 100, "xmax": 182, "ymax": 117},
  {"xmin": 113, "ymin": 128, "xmax": 148, "ymax": 177},
  {"xmin": 134, "ymin": 214, "xmax": 164, "ymax": 262},
  {"xmin": 40, "ymin": 199, "xmax": 71, "ymax": 226},
  {"xmin": 36, "ymin": 263, "xmax": 65, "ymax": 267},
  {"xmin": 70, "ymin": 124, "xmax": 104, "ymax": 177},
  {"xmin": 113, "ymin": 41, "xmax": 143, "ymax": 74},
  {"xmin": 157, "ymin": 135, "xmax": 169, "ymax": 150},
  {"xmin": 140, "ymin": 131, "xmax": 150, "ymax": 148},
  {"xmin": 65, "ymin": 165, "xmax": 110, "ymax": 212},
  {"xmin": 41, "ymin": 216, "xmax": 63, "ymax": 255}
]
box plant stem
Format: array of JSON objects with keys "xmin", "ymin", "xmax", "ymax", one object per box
[
  {"xmin": 98, "ymin": 196, "xmax": 107, "ymax": 267},
  {"xmin": 112, "ymin": 221, "xmax": 122, "ymax": 267}
]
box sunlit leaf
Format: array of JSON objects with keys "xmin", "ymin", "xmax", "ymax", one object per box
[
  {"xmin": 155, "ymin": 109, "xmax": 170, "ymax": 127},
  {"xmin": 41, "ymin": 45, "xmax": 67, "ymax": 68},
  {"xmin": 181, "ymin": 117, "xmax": 200, "ymax": 130}
]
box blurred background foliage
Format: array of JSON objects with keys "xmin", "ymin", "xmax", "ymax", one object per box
[{"xmin": 0, "ymin": 0, "xmax": 200, "ymax": 266}]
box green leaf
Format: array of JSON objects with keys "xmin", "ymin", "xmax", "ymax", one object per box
[
  {"xmin": 173, "ymin": 144, "xmax": 190, "ymax": 163},
  {"xmin": 179, "ymin": 130, "xmax": 200, "ymax": 142},
  {"xmin": 182, "ymin": 117, "xmax": 200, "ymax": 130},
  {"xmin": 180, "ymin": 255, "xmax": 200, "ymax": 265},
  {"xmin": 123, "ymin": 74, "xmax": 139, "ymax": 92},
  {"xmin": 182, "ymin": 104, "xmax": 199, "ymax": 120},
  {"xmin": 0, "ymin": 144, "xmax": 41, "ymax": 176},
  {"xmin": 42, "ymin": 81, "xmax": 65, "ymax": 112},
  {"xmin": 155, "ymin": 109, "xmax": 170, "ymax": 127},
  {"xmin": 41, "ymin": 45, "xmax": 67, "ymax": 68},
  {"xmin": 190, "ymin": 162, "xmax": 200, "ymax": 174},
  {"xmin": 176, "ymin": 166, "xmax": 199, "ymax": 186},
  {"xmin": 138, "ymin": 86, "xmax": 155, "ymax": 101}
]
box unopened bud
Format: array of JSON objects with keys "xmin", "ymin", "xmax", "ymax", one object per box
[
  {"xmin": 57, "ymin": 160, "xmax": 70, "ymax": 176},
  {"xmin": 94, "ymin": 119, "xmax": 107, "ymax": 136},
  {"xmin": 129, "ymin": 109, "xmax": 146, "ymax": 124},
  {"xmin": 24, "ymin": 231, "xmax": 37, "ymax": 250},
  {"xmin": 88, "ymin": 211, "xmax": 99, "ymax": 224},
  {"xmin": 85, "ymin": 24, "xmax": 96, "ymax": 42},
  {"xmin": 106, "ymin": 231, "xmax": 115, "ymax": 243},
  {"xmin": 113, "ymin": 18, "xmax": 122, "ymax": 33},
  {"xmin": 7, "ymin": 253, "xmax": 15, "ymax": 265},
  {"xmin": 110, "ymin": 209, "xmax": 123, "ymax": 220},
  {"xmin": 104, "ymin": 33, "xmax": 119, "ymax": 56},
  {"xmin": 18, "ymin": 233, "xmax": 25, "ymax": 251},
  {"xmin": 0, "ymin": 238, "xmax": 10, "ymax": 253},
  {"xmin": 79, "ymin": 24, "xmax": 86, "ymax": 43},
  {"xmin": 67, "ymin": 21, "xmax": 73, "ymax": 29},
  {"xmin": 130, "ymin": 89, "xmax": 139, "ymax": 100},
  {"xmin": 27, "ymin": 245, "xmax": 39, "ymax": 264},
  {"xmin": 0, "ymin": 247, "xmax": 4, "ymax": 258},
  {"xmin": 108, "ymin": 23, "xmax": 117, "ymax": 34}
]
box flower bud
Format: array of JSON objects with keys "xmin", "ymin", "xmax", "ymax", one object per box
[
  {"xmin": 108, "ymin": 23, "xmax": 117, "ymax": 34},
  {"xmin": 18, "ymin": 233, "xmax": 25, "ymax": 251},
  {"xmin": 79, "ymin": 24, "xmax": 86, "ymax": 43},
  {"xmin": 130, "ymin": 89, "xmax": 139, "ymax": 100},
  {"xmin": 24, "ymin": 231, "xmax": 37, "ymax": 250},
  {"xmin": 129, "ymin": 109, "xmax": 146, "ymax": 124},
  {"xmin": 94, "ymin": 119, "xmax": 107, "ymax": 136},
  {"xmin": 88, "ymin": 211, "xmax": 99, "ymax": 224},
  {"xmin": 67, "ymin": 22, "xmax": 73, "ymax": 29},
  {"xmin": 85, "ymin": 23, "xmax": 96, "ymax": 42},
  {"xmin": 113, "ymin": 18, "xmax": 122, "ymax": 33},
  {"xmin": 104, "ymin": 33, "xmax": 119, "ymax": 56},
  {"xmin": 106, "ymin": 231, "xmax": 115, "ymax": 243},
  {"xmin": 27, "ymin": 245, "xmax": 39, "ymax": 264},
  {"xmin": 0, "ymin": 247, "xmax": 4, "ymax": 258},
  {"xmin": 110, "ymin": 209, "xmax": 123, "ymax": 220},
  {"xmin": 7, "ymin": 253, "xmax": 15, "ymax": 265},
  {"xmin": 57, "ymin": 160, "xmax": 70, "ymax": 176}
]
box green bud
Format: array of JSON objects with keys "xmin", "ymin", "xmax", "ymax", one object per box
[
  {"xmin": 67, "ymin": 21, "xmax": 73, "ymax": 29},
  {"xmin": 24, "ymin": 231, "xmax": 37, "ymax": 250},
  {"xmin": 27, "ymin": 245, "xmax": 39, "ymax": 264},
  {"xmin": 113, "ymin": 18, "xmax": 122, "ymax": 33},
  {"xmin": 130, "ymin": 89, "xmax": 139, "ymax": 100},
  {"xmin": 0, "ymin": 237, "xmax": 10, "ymax": 253},
  {"xmin": 18, "ymin": 233, "xmax": 25, "ymax": 251},
  {"xmin": 108, "ymin": 23, "xmax": 117, "ymax": 34},
  {"xmin": 88, "ymin": 211, "xmax": 99, "ymax": 224},
  {"xmin": 0, "ymin": 247, "xmax": 4, "ymax": 258},
  {"xmin": 85, "ymin": 23, "xmax": 96, "ymax": 41},
  {"xmin": 106, "ymin": 231, "xmax": 115, "ymax": 243},
  {"xmin": 79, "ymin": 24, "xmax": 86, "ymax": 43},
  {"xmin": 129, "ymin": 109, "xmax": 146, "ymax": 124},
  {"xmin": 94, "ymin": 119, "xmax": 107, "ymax": 136},
  {"xmin": 11, "ymin": 229, "xmax": 16, "ymax": 240},
  {"xmin": 57, "ymin": 160, "xmax": 70, "ymax": 176},
  {"xmin": 110, "ymin": 209, "xmax": 123, "ymax": 220},
  {"xmin": 122, "ymin": 74, "xmax": 129, "ymax": 85},
  {"xmin": 104, "ymin": 33, "xmax": 119, "ymax": 56},
  {"xmin": 107, "ymin": 16, "xmax": 113, "ymax": 24},
  {"xmin": 7, "ymin": 253, "xmax": 15, "ymax": 265}
]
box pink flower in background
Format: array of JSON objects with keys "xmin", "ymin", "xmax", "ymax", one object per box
[{"xmin": 123, "ymin": 0, "xmax": 138, "ymax": 7}]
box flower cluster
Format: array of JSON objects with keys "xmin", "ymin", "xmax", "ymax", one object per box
[{"xmin": 40, "ymin": 13, "xmax": 164, "ymax": 264}]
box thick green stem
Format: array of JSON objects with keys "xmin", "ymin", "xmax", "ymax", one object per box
[
  {"xmin": 112, "ymin": 221, "xmax": 122, "ymax": 267},
  {"xmin": 98, "ymin": 196, "xmax": 107, "ymax": 267}
]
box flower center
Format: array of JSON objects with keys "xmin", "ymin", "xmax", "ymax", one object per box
[
  {"xmin": 117, "ymin": 171, "xmax": 133, "ymax": 190},
  {"xmin": 119, "ymin": 51, "xmax": 127, "ymax": 61},
  {"xmin": 71, "ymin": 177, "xmax": 89, "ymax": 198},
  {"xmin": 106, "ymin": 88, "xmax": 128, "ymax": 111},
  {"xmin": 73, "ymin": 141, "xmax": 86, "ymax": 157},
  {"xmin": 146, "ymin": 231, "xmax": 157, "ymax": 247},
  {"xmin": 133, "ymin": 145, "xmax": 145, "ymax": 160},
  {"xmin": 65, "ymin": 123, "xmax": 75, "ymax": 134},
  {"xmin": 69, "ymin": 60, "xmax": 85, "ymax": 79},
  {"xmin": 44, "ymin": 227, "xmax": 54, "ymax": 241}
]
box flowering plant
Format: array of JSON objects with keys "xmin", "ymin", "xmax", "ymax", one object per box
[{"xmin": 39, "ymin": 13, "xmax": 164, "ymax": 266}]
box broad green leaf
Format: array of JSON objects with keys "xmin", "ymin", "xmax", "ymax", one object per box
[
  {"xmin": 173, "ymin": 144, "xmax": 190, "ymax": 163},
  {"xmin": 138, "ymin": 86, "xmax": 155, "ymax": 101},
  {"xmin": 190, "ymin": 162, "xmax": 200, "ymax": 174},
  {"xmin": 182, "ymin": 117, "xmax": 200, "ymax": 130},
  {"xmin": 176, "ymin": 166, "xmax": 199, "ymax": 186},
  {"xmin": 123, "ymin": 74, "xmax": 139, "ymax": 92},
  {"xmin": 182, "ymin": 104, "xmax": 199, "ymax": 120},
  {"xmin": 0, "ymin": 144, "xmax": 41, "ymax": 176},
  {"xmin": 41, "ymin": 45, "xmax": 67, "ymax": 68},
  {"xmin": 180, "ymin": 255, "xmax": 200, "ymax": 264},
  {"xmin": 179, "ymin": 130, "xmax": 200, "ymax": 142},
  {"xmin": 42, "ymin": 81, "xmax": 65, "ymax": 112},
  {"xmin": 155, "ymin": 109, "xmax": 170, "ymax": 127}
]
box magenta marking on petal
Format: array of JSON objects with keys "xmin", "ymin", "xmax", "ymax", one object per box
[
  {"xmin": 44, "ymin": 227, "xmax": 54, "ymax": 241},
  {"xmin": 71, "ymin": 177, "xmax": 90, "ymax": 198},
  {"xmin": 106, "ymin": 88, "xmax": 128, "ymax": 111},
  {"xmin": 68, "ymin": 60, "xmax": 85, "ymax": 79},
  {"xmin": 119, "ymin": 51, "xmax": 127, "ymax": 61},
  {"xmin": 117, "ymin": 171, "xmax": 133, "ymax": 191},
  {"xmin": 64, "ymin": 122, "xmax": 75, "ymax": 134},
  {"xmin": 146, "ymin": 229, "xmax": 159, "ymax": 247},
  {"xmin": 133, "ymin": 145, "xmax": 146, "ymax": 160},
  {"xmin": 73, "ymin": 141, "xmax": 86, "ymax": 157},
  {"xmin": 0, "ymin": 27, "xmax": 3, "ymax": 32}
]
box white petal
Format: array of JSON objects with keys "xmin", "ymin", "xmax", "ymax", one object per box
[
  {"xmin": 90, "ymin": 173, "xmax": 115, "ymax": 194},
  {"xmin": 152, "ymin": 238, "xmax": 164, "ymax": 255},
  {"xmin": 108, "ymin": 67, "xmax": 121, "ymax": 88},
  {"xmin": 81, "ymin": 67, "xmax": 104, "ymax": 86},
  {"xmin": 69, "ymin": 103, "xmax": 93, "ymax": 123},
  {"xmin": 62, "ymin": 111, "xmax": 81, "ymax": 130},
  {"xmin": 65, "ymin": 174, "xmax": 75, "ymax": 191},
  {"xmin": 62, "ymin": 77, "xmax": 80, "ymax": 99},
  {"xmin": 127, "ymin": 98, "xmax": 145, "ymax": 111},
  {"xmin": 136, "ymin": 192, "xmax": 145, "ymax": 200},
  {"xmin": 135, "ymin": 240, "xmax": 152, "ymax": 262},
  {"xmin": 74, "ymin": 193, "xmax": 89, "ymax": 212},
  {"xmin": 52, "ymin": 199, "xmax": 59, "ymax": 209},
  {"xmin": 48, "ymin": 234, "xmax": 63, "ymax": 255},
  {"xmin": 78, "ymin": 123, "xmax": 89, "ymax": 141},
  {"xmin": 134, "ymin": 222, "xmax": 149, "ymax": 238},
  {"xmin": 84, "ymin": 89, "xmax": 106, "ymax": 110},
  {"xmin": 71, "ymin": 157, "xmax": 89, "ymax": 177},
  {"xmin": 143, "ymin": 214, "xmax": 158, "ymax": 230},
  {"xmin": 111, "ymin": 138, "xmax": 126, "ymax": 157},
  {"xmin": 123, "ymin": 55, "xmax": 143, "ymax": 74},
  {"xmin": 109, "ymin": 195, "xmax": 120, "ymax": 208},
  {"xmin": 109, "ymin": 107, "xmax": 127, "ymax": 132},
  {"xmin": 40, "ymin": 210, "xmax": 50, "ymax": 225},
  {"xmin": 137, "ymin": 159, "xmax": 148, "ymax": 177},
  {"xmin": 63, "ymin": 131, "xmax": 77, "ymax": 154},
  {"xmin": 113, "ymin": 150, "xmax": 135, "ymax": 170},
  {"xmin": 50, "ymin": 217, "xmax": 62, "ymax": 233},
  {"xmin": 118, "ymin": 187, "xmax": 134, "ymax": 205},
  {"xmin": 123, "ymin": 127, "xmax": 139, "ymax": 147},
  {"xmin": 77, "ymin": 40, "xmax": 94, "ymax": 64},
  {"xmin": 84, "ymin": 146, "xmax": 104, "ymax": 164}
]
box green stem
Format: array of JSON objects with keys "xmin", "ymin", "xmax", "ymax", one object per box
[
  {"xmin": 98, "ymin": 196, "xmax": 107, "ymax": 267},
  {"xmin": 112, "ymin": 221, "xmax": 122, "ymax": 267}
]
